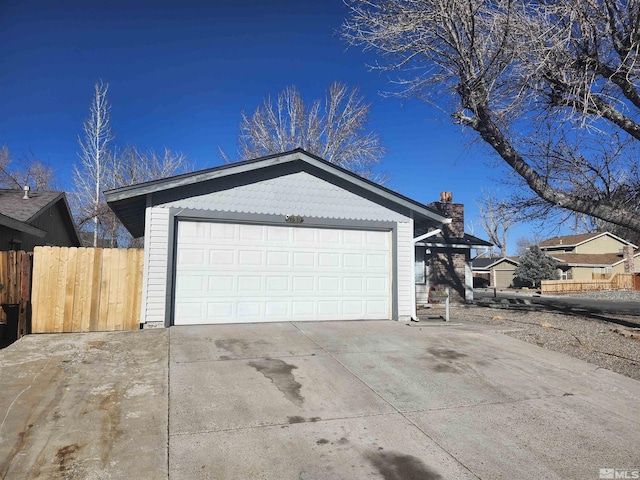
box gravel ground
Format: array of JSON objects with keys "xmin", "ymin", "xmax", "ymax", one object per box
[
  {"xmin": 422, "ymin": 303, "xmax": 640, "ymax": 381},
  {"xmin": 566, "ymin": 290, "xmax": 640, "ymax": 302}
]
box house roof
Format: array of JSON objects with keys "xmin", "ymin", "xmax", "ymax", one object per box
[
  {"xmin": 105, "ymin": 149, "xmax": 451, "ymax": 238},
  {"xmin": 0, "ymin": 189, "xmax": 81, "ymax": 245},
  {"xmin": 539, "ymin": 231, "xmax": 637, "ymax": 249},
  {"xmin": 550, "ymin": 252, "xmax": 627, "ymax": 267},
  {"xmin": 0, "ymin": 189, "xmax": 62, "ymax": 222},
  {"xmin": 417, "ymin": 233, "xmax": 493, "ymax": 249},
  {"xmin": 472, "ymin": 256, "xmax": 519, "ymax": 269}
]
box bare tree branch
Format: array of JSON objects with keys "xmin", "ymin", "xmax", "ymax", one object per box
[
  {"xmin": 343, "ymin": 0, "xmax": 640, "ymax": 233},
  {"xmin": 225, "ymin": 82, "xmax": 388, "ymax": 182},
  {"xmin": 477, "ymin": 191, "xmax": 517, "ymax": 257}
]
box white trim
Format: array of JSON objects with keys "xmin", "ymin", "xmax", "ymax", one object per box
[{"xmin": 413, "ymin": 229, "xmax": 441, "ymax": 243}]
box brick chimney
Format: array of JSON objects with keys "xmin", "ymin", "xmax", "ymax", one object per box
[
  {"xmin": 428, "ymin": 192, "xmax": 464, "ymax": 238},
  {"xmin": 623, "ymin": 244, "xmax": 635, "ymax": 273}
]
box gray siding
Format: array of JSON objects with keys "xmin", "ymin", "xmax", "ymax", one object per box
[{"xmin": 160, "ymin": 172, "xmax": 408, "ymax": 222}]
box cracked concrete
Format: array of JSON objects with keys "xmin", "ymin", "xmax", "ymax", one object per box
[
  {"xmin": 1, "ymin": 320, "xmax": 638, "ymax": 479},
  {"xmin": 169, "ymin": 321, "xmax": 640, "ymax": 479}
]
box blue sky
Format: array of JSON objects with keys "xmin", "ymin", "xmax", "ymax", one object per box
[{"xmin": 0, "ymin": 0, "xmax": 562, "ymax": 253}]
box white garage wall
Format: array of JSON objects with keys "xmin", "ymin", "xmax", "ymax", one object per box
[
  {"xmin": 396, "ymin": 220, "xmax": 415, "ymax": 320},
  {"xmin": 140, "ymin": 206, "xmax": 170, "ymax": 325}
]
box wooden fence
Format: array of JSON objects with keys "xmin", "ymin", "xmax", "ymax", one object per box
[
  {"xmin": 0, "ymin": 251, "xmax": 32, "ymax": 339},
  {"xmin": 541, "ymin": 273, "xmax": 637, "ymax": 294},
  {"xmin": 31, "ymin": 247, "xmax": 144, "ymax": 333}
]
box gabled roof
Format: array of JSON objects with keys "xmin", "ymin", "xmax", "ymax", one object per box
[
  {"xmin": 550, "ymin": 253, "xmax": 626, "ymax": 267},
  {"xmin": 105, "ymin": 149, "xmax": 451, "ymax": 238},
  {"xmin": 472, "ymin": 256, "xmax": 519, "ymax": 269},
  {"xmin": 539, "ymin": 231, "xmax": 637, "ymax": 249},
  {"xmin": 0, "ymin": 189, "xmax": 81, "ymax": 245}
]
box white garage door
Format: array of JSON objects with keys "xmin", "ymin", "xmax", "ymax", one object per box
[{"xmin": 173, "ymin": 221, "xmax": 391, "ymax": 324}]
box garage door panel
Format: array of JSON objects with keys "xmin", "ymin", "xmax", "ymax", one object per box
[{"xmin": 174, "ymin": 222, "xmax": 391, "ymax": 324}]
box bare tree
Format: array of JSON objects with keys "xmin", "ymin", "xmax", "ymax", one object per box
[
  {"xmin": 224, "ymin": 82, "xmax": 387, "ymax": 182},
  {"xmin": 104, "ymin": 146, "xmax": 192, "ymax": 247},
  {"xmin": 116, "ymin": 146, "xmax": 191, "ymax": 186},
  {"xmin": 515, "ymin": 234, "xmax": 546, "ymax": 258},
  {"xmin": 477, "ymin": 192, "xmax": 517, "ymax": 258},
  {"xmin": 0, "ymin": 145, "xmax": 56, "ymax": 190},
  {"xmin": 343, "ymin": 0, "xmax": 640, "ymax": 233},
  {"xmin": 73, "ymin": 81, "xmax": 114, "ymax": 247}
]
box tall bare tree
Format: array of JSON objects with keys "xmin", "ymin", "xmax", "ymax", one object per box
[
  {"xmin": 105, "ymin": 146, "xmax": 192, "ymax": 247},
  {"xmin": 343, "ymin": 0, "xmax": 640, "ymax": 233},
  {"xmin": 477, "ymin": 192, "xmax": 517, "ymax": 258},
  {"xmin": 0, "ymin": 145, "xmax": 56, "ymax": 190},
  {"xmin": 73, "ymin": 80, "xmax": 114, "ymax": 247},
  {"xmin": 116, "ymin": 146, "xmax": 191, "ymax": 186},
  {"xmin": 224, "ymin": 82, "xmax": 387, "ymax": 182}
]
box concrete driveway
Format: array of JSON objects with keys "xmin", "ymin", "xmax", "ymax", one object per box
[
  {"xmin": 1, "ymin": 320, "xmax": 639, "ymax": 479},
  {"xmin": 169, "ymin": 321, "xmax": 640, "ymax": 480}
]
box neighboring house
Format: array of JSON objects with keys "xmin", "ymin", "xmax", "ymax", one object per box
[
  {"xmin": 472, "ymin": 256, "xmax": 519, "ymax": 288},
  {"xmin": 105, "ymin": 149, "xmax": 490, "ymax": 327},
  {"xmin": 538, "ymin": 232, "xmax": 640, "ymax": 280},
  {"xmin": 0, "ymin": 188, "xmax": 81, "ymax": 251}
]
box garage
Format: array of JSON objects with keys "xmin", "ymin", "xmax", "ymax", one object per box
[
  {"xmin": 104, "ymin": 149, "xmax": 453, "ymax": 327},
  {"xmin": 173, "ymin": 221, "xmax": 391, "ymax": 324}
]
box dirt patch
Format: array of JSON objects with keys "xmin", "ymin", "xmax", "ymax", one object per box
[
  {"xmin": 430, "ymin": 363, "xmax": 459, "ymax": 374},
  {"xmin": 287, "ymin": 416, "xmax": 306, "ymax": 424},
  {"xmin": 215, "ymin": 338, "xmax": 268, "ymax": 357},
  {"xmin": 365, "ymin": 451, "xmax": 443, "ymax": 480},
  {"xmin": 55, "ymin": 443, "xmax": 80, "ymax": 473},
  {"xmin": 86, "ymin": 341, "xmax": 107, "ymax": 350},
  {"xmin": 98, "ymin": 390, "xmax": 122, "ymax": 466},
  {"xmin": 426, "ymin": 348, "xmax": 467, "ymax": 360},
  {"xmin": 248, "ymin": 358, "xmax": 303, "ymax": 406}
]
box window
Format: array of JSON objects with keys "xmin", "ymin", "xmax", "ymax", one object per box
[{"xmin": 560, "ymin": 270, "xmax": 568, "ymax": 280}]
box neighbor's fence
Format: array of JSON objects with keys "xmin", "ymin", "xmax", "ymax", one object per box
[
  {"xmin": 541, "ymin": 273, "xmax": 637, "ymax": 294},
  {"xmin": 0, "ymin": 251, "xmax": 32, "ymax": 338},
  {"xmin": 31, "ymin": 247, "xmax": 144, "ymax": 333}
]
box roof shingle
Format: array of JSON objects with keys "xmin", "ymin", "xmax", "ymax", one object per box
[{"xmin": 0, "ymin": 189, "xmax": 62, "ymax": 222}]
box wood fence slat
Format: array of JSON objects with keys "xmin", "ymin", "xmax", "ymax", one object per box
[
  {"xmin": 63, "ymin": 247, "xmax": 78, "ymax": 333},
  {"xmin": 124, "ymin": 249, "xmax": 142, "ymax": 330},
  {"xmin": 114, "ymin": 250, "xmax": 127, "ymax": 331},
  {"xmin": 0, "ymin": 252, "xmax": 6, "ymax": 325},
  {"xmin": 54, "ymin": 247, "xmax": 68, "ymax": 333},
  {"xmin": 7, "ymin": 250, "xmax": 15, "ymax": 304},
  {"xmin": 98, "ymin": 248, "xmax": 112, "ymax": 331},
  {"xmin": 78, "ymin": 248, "xmax": 95, "ymax": 332},
  {"xmin": 89, "ymin": 248, "xmax": 103, "ymax": 331},
  {"xmin": 31, "ymin": 248, "xmax": 43, "ymax": 332},
  {"xmin": 71, "ymin": 248, "xmax": 85, "ymax": 332},
  {"xmin": 45, "ymin": 247, "xmax": 58, "ymax": 332}
]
